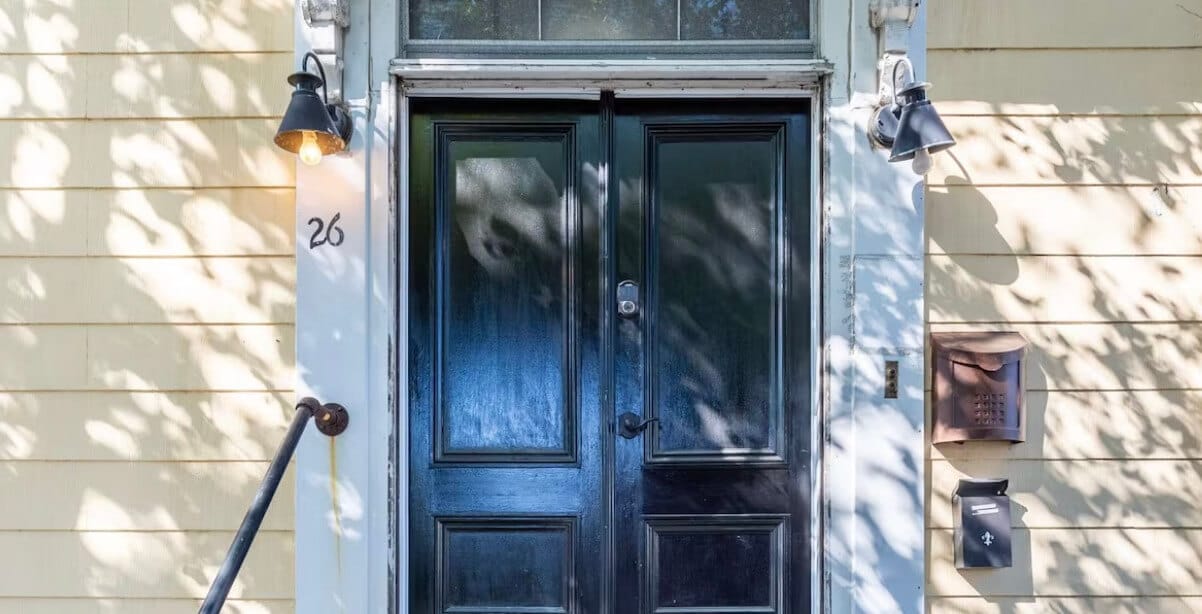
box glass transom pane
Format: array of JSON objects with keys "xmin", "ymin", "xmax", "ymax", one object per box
[{"xmin": 409, "ymin": 0, "xmax": 809, "ymax": 41}]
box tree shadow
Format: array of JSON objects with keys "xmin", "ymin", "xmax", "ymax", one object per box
[
  {"xmin": 0, "ymin": 1, "xmax": 298, "ymax": 612},
  {"xmin": 924, "ymin": 43, "xmax": 1202, "ymax": 613}
]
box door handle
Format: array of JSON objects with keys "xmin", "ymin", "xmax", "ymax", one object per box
[{"xmin": 618, "ymin": 412, "xmax": 659, "ymax": 439}]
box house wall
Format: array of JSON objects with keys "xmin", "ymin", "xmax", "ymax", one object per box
[
  {"xmin": 0, "ymin": 1, "xmax": 297, "ymax": 612},
  {"xmin": 926, "ymin": 1, "xmax": 1202, "ymax": 612}
]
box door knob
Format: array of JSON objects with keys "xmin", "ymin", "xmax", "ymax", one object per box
[{"xmin": 618, "ymin": 411, "xmax": 659, "ymax": 439}]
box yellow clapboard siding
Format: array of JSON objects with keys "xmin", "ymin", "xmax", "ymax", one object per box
[
  {"xmin": 0, "ymin": 391, "xmax": 291, "ymax": 461},
  {"xmin": 0, "ymin": 324, "xmax": 294, "ymax": 391},
  {"xmin": 0, "ymin": 119, "xmax": 293, "ymax": 188},
  {"xmin": 0, "ymin": 0, "xmax": 293, "ymax": 53},
  {"xmin": 0, "ymin": 257, "xmax": 295, "ymax": 324},
  {"xmin": 0, "ymin": 599, "xmax": 292, "ymax": 614},
  {"xmin": 927, "ymin": 0, "xmax": 1202, "ymax": 49},
  {"xmin": 0, "ymin": 325, "xmax": 88, "ymax": 390},
  {"xmin": 926, "ymin": 323, "xmax": 1202, "ymax": 391},
  {"xmin": 928, "ymin": 528, "xmax": 1202, "ymax": 597},
  {"xmin": 926, "ymin": 185, "xmax": 1202, "ymax": 256},
  {"xmin": 929, "ymin": 460, "xmax": 1202, "ymax": 529},
  {"xmin": 0, "ymin": 530, "xmax": 292, "ymax": 599},
  {"xmin": 929, "ymin": 116, "xmax": 1202, "ymax": 187},
  {"xmin": 930, "ymin": 390, "xmax": 1202, "ymax": 461},
  {"xmin": 930, "ymin": 49, "xmax": 1202, "ymax": 116},
  {"xmin": 929, "ymin": 597, "xmax": 1202, "ymax": 614},
  {"xmin": 928, "ymin": 255, "xmax": 1202, "ymax": 323},
  {"xmin": 0, "ymin": 53, "xmax": 293, "ymax": 119},
  {"xmin": 0, "ymin": 461, "xmax": 293, "ymax": 530},
  {"xmin": 0, "ymin": 188, "xmax": 295, "ymax": 257}
]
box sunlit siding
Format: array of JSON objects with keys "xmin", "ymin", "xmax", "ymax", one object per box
[
  {"xmin": 926, "ymin": 1, "xmax": 1202, "ymax": 612},
  {"xmin": 0, "ymin": 1, "xmax": 296, "ymax": 612}
]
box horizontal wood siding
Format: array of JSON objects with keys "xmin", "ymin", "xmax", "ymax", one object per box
[
  {"xmin": 0, "ymin": 0, "xmax": 296, "ymax": 609},
  {"xmin": 926, "ymin": 1, "xmax": 1202, "ymax": 609},
  {"xmin": 0, "ymin": 119, "xmax": 293, "ymax": 188},
  {"xmin": 0, "ymin": 599, "xmax": 293, "ymax": 614},
  {"xmin": 0, "ymin": 188, "xmax": 295, "ymax": 257},
  {"xmin": 928, "ymin": 0, "xmax": 1202, "ymax": 49},
  {"xmin": 929, "ymin": 597, "xmax": 1202, "ymax": 614}
]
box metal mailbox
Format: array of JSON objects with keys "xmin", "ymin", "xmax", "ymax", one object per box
[
  {"xmin": 931, "ymin": 332, "xmax": 1028, "ymax": 444},
  {"xmin": 953, "ymin": 478, "xmax": 1012, "ymax": 569}
]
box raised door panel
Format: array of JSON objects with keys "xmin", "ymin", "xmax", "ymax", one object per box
[
  {"xmin": 437, "ymin": 517, "xmax": 577, "ymax": 614},
  {"xmin": 645, "ymin": 515, "xmax": 787, "ymax": 614},
  {"xmin": 434, "ymin": 126, "xmax": 581, "ymax": 464},
  {"xmin": 645, "ymin": 126, "xmax": 787, "ymax": 467}
]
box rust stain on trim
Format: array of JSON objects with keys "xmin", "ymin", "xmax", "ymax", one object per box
[{"xmin": 329, "ymin": 436, "xmax": 344, "ymax": 600}]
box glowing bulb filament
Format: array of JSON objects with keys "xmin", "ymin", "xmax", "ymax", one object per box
[{"xmin": 299, "ymin": 132, "xmax": 323, "ymax": 166}]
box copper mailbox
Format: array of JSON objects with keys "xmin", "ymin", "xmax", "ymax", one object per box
[{"xmin": 931, "ymin": 332, "xmax": 1028, "ymax": 444}]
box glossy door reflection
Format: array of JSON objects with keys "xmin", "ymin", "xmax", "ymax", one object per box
[
  {"xmin": 409, "ymin": 102, "xmax": 603, "ymax": 614},
  {"xmin": 614, "ymin": 101, "xmax": 811, "ymax": 614},
  {"xmin": 409, "ymin": 99, "xmax": 812, "ymax": 614}
]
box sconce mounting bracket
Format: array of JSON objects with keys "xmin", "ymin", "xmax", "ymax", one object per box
[
  {"xmin": 300, "ymin": 0, "xmax": 350, "ymax": 104},
  {"xmin": 870, "ymin": 0, "xmax": 920, "ymax": 126},
  {"xmin": 300, "ymin": 0, "xmax": 350, "ymax": 27}
]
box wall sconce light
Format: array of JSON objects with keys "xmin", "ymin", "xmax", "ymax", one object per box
[
  {"xmin": 274, "ymin": 52, "xmax": 353, "ymax": 165},
  {"xmin": 869, "ymin": 57, "xmax": 956, "ymax": 175}
]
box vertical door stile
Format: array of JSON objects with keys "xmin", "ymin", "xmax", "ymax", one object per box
[{"xmin": 598, "ymin": 91, "xmax": 617, "ymax": 614}]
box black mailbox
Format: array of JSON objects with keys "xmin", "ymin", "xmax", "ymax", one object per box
[{"xmin": 953, "ymin": 478, "xmax": 1012, "ymax": 569}]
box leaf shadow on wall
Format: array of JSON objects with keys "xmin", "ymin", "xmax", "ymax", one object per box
[
  {"xmin": 0, "ymin": 1, "xmax": 299, "ymax": 612},
  {"xmin": 924, "ymin": 102, "xmax": 1202, "ymax": 613}
]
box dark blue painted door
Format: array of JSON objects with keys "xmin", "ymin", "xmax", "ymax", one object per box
[{"xmin": 409, "ymin": 99, "xmax": 811, "ymax": 614}]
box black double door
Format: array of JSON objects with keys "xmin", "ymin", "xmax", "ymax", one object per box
[{"xmin": 409, "ymin": 98, "xmax": 811, "ymax": 614}]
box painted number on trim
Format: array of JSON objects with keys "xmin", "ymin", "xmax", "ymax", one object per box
[{"xmin": 308, "ymin": 213, "xmax": 345, "ymax": 249}]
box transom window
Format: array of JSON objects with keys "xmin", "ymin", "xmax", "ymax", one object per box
[{"xmin": 403, "ymin": 0, "xmax": 812, "ymax": 56}]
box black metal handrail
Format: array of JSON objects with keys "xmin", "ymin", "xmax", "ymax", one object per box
[{"xmin": 199, "ymin": 397, "xmax": 349, "ymax": 614}]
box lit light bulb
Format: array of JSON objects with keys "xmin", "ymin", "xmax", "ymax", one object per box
[
  {"xmin": 911, "ymin": 148, "xmax": 933, "ymax": 175},
  {"xmin": 298, "ymin": 132, "xmax": 323, "ymax": 166}
]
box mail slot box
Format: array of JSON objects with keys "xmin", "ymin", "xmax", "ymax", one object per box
[
  {"xmin": 953, "ymin": 478, "xmax": 1012, "ymax": 569},
  {"xmin": 931, "ymin": 332, "xmax": 1028, "ymax": 444}
]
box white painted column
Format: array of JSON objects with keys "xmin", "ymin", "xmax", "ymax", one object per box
[
  {"xmin": 822, "ymin": 1, "xmax": 928, "ymax": 613},
  {"xmin": 294, "ymin": 0, "xmax": 396, "ymax": 612}
]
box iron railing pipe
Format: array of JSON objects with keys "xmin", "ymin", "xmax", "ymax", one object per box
[{"xmin": 198, "ymin": 397, "xmax": 348, "ymax": 614}]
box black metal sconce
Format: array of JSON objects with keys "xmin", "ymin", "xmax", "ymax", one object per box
[
  {"xmin": 869, "ymin": 57, "xmax": 956, "ymax": 175},
  {"xmin": 274, "ymin": 51, "xmax": 353, "ymax": 165}
]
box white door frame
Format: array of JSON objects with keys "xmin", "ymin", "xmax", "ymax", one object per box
[
  {"xmin": 396, "ymin": 62, "xmax": 828, "ymax": 614},
  {"xmin": 293, "ymin": 2, "xmax": 930, "ymax": 614}
]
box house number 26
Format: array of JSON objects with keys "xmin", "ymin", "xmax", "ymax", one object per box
[{"xmin": 307, "ymin": 213, "xmax": 345, "ymax": 249}]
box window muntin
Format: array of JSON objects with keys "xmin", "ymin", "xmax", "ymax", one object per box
[{"xmin": 407, "ymin": 0, "xmax": 810, "ymax": 52}]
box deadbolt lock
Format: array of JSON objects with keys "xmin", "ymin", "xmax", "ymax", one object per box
[{"xmin": 617, "ymin": 280, "xmax": 640, "ymax": 318}]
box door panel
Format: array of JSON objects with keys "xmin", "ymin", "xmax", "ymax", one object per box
[
  {"xmin": 440, "ymin": 130, "xmax": 577, "ymax": 462},
  {"xmin": 409, "ymin": 99, "xmax": 810, "ymax": 614},
  {"xmin": 646, "ymin": 515, "xmax": 786, "ymax": 612},
  {"xmin": 647, "ymin": 128, "xmax": 784, "ymax": 465},
  {"xmin": 613, "ymin": 102, "xmax": 811, "ymax": 614},
  {"xmin": 409, "ymin": 101, "xmax": 604, "ymax": 614}
]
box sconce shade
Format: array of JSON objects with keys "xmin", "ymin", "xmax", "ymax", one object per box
[
  {"xmin": 274, "ymin": 72, "xmax": 347, "ymax": 156},
  {"xmin": 889, "ymin": 82, "xmax": 956, "ymax": 163}
]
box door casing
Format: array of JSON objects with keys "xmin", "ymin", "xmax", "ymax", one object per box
[
  {"xmin": 294, "ymin": 5, "xmax": 932, "ymax": 611},
  {"xmin": 395, "ymin": 79, "xmax": 825, "ymax": 614}
]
